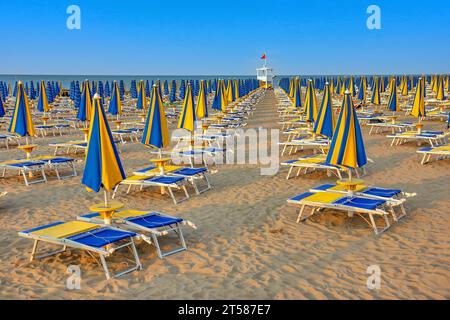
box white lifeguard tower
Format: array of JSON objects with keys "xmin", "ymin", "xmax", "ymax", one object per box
[{"xmin": 256, "ymin": 66, "xmax": 274, "ymax": 89}]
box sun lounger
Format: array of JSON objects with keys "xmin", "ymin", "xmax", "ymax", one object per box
[
  {"xmin": 367, "ymin": 121, "xmax": 415, "ymax": 134},
  {"xmin": 50, "ymin": 139, "xmax": 121, "ymax": 155},
  {"xmin": 0, "ymin": 159, "xmax": 47, "ymax": 186},
  {"xmin": 112, "ymin": 175, "xmax": 190, "ymax": 204},
  {"xmin": 18, "ymin": 220, "xmax": 141, "ymax": 279},
  {"xmin": 35, "ymin": 124, "xmax": 71, "ymax": 138},
  {"xmin": 309, "ymin": 183, "xmax": 414, "ymax": 221},
  {"xmin": 417, "ymin": 144, "xmax": 450, "ymax": 164},
  {"xmin": 0, "ymin": 133, "xmax": 20, "ymax": 149},
  {"xmin": 279, "ymin": 137, "xmax": 329, "ymax": 156},
  {"xmin": 133, "ymin": 165, "xmax": 211, "ymax": 194},
  {"xmin": 387, "ymin": 130, "xmax": 448, "ymax": 147},
  {"xmin": 79, "ymin": 210, "xmax": 196, "ymax": 258},
  {"xmin": 281, "ymin": 154, "xmax": 350, "ymax": 179},
  {"xmin": 33, "ymin": 156, "xmax": 78, "ymax": 179},
  {"xmin": 287, "ymin": 191, "xmax": 392, "ymax": 234}
]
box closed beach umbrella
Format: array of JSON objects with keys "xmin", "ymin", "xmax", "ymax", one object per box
[
  {"xmin": 292, "ymin": 78, "xmax": 302, "ymax": 109},
  {"xmin": 9, "ymin": 81, "xmax": 35, "ymax": 139},
  {"xmin": 37, "ymin": 81, "xmax": 49, "ymax": 113},
  {"xmin": 178, "ymin": 83, "xmax": 196, "ymax": 132},
  {"xmin": 326, "ymin": 90, "xmax": 367, "ymax": 173},
  {"xmin": 108, "ymin": 81, "xmax": 122, "ymax": 117},
  {"xmin": 82, "ymin": 94, "xmax": 125, "ymax": 194},
  {"xmin": 137, "ymin": 80, "xmax": 147, "ymax": 110},
  {"xmin": 141, "ymin": 84, "xmax": 169, "ymax": 150},
  {"xmin": 313, "ymin": 82, "xmax": 335, "ymax": 138},
  {"xmin": 387, "ymin": 78, "xmax": 400, "ymax": 112},
  {"xmin": 371, "ymin": 77, "xmax": 381, "ymax": 105},
  {"xmin": 436, "ymin": 76, "xmax": 446, "ymax": 101},
  {"xmin": 196, "ymin": 80, "xmax": 208, "ymax": 119},
  {"xmin": 212, "ymin": 79, "xmax": 227, "ymax": 112},
  {"xmin": 226, "ymin": 79, "xmax": 234, "ymax": 103},
  {"xmin": 411, "ymin": 77, "xmax": 426, "ymax": 118},
  {"xmin": 304, "ymin": 79, "xmax": 318, "ymax": 122},
  {"xmin": 0, "ymin": 96, "xmax": 5, "ymax": 117},
  {"xmin": 77, "ymin": 81, "xmax": 92, "ymax": 123},
  {"xmin": 357, "ymin": 77, "xmax": 367, "ymax": 101}
]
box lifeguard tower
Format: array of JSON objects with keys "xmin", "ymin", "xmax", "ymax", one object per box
[{"xmin": 256, "ymin": 66, "xmax": 274, "ymax": 89}]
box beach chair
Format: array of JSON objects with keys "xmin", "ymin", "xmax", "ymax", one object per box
[
  {"xmin": 387, "ymin": 130, "xmax": 448, "ymax": 147},
  {"xmin": 0, "ymin": 159, "xmax": 47, "ymax": 186},
  {"xmin": 50, "ymin": 140, "xmax": 87, "ymax": 155},
  {"xmin": 133, "ymin": 165, "xmax": 211, "ymax": 195},
  {"xmin": 281, "ymin": 154, "xmax": 347, "ymax": 179},
  {"xmin": 79, "ymin": 210, "xmax": 196, "ymax": 259},
  {"xmin": 417, "ymin": 144, "xmax": 450, "ymax": 164},
  {"xmin": 278, "ymin": 137, "xmax": 329, "ymax": 156},
  {"xmin": 18, "ymin": 220, "xmax": 141, "ymax": 279},
  {"xmin": 287, "ymin": 191, "xmax": 392, "ymax": 234},
  {"xmin": 112, "ymin": 175, "xmax": 190, "ymax": 204},
  {"xmin": 0, "ymin": 133, "xmax": 20, "ymax": 149},
  {"xmin": 309, "ymin": 183, "xmax": 414, "ymax": 221},
  {"xmin": 367, "ymin": 121, "xmax": 415, "ymax": 135},
  {"xmin": 33, "ymin": 156, "xmax": 78, "ymax": 180}
]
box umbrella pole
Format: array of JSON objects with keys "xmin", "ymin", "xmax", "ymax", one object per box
[{"xmin": 104, "ymin": 190, "xmax": 109, "ymax": 207}]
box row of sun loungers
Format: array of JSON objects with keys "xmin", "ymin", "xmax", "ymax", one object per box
[
  {"xmin": 288, "ymin": 183, "xmax": 415, "ymax": 235},
  {"xmin": 19, "ymin": 209, "xmax": 195, "ymax": 279}
]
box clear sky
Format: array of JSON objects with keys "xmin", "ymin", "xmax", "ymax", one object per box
[{"xmin": 1, "ymin": 0, "xmax": 449, "ymax": 75}]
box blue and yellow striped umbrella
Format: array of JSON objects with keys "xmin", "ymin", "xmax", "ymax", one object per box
[
  {"xmin": 8, "ymin": 81, "xmax": 35, "ymax": 137},
  {"xmin": 371, "ymin": 77, "xmax": 381, "ymax": 105},
  {"xmin": 141, "ymin": 84, "xmax": 170, "ymax": 149},
  {"xmin": 226, "ymin": 79, "xmax": 234, "ymax": 103},
  {"xmin": 37, "ymin": 81, "xmax": 49, "ymax": 113},
  {"xmin": 387, "ymin": 78, "xmax": 400, "ymax": 112},
  {"xmin": 178, "ymin": 83, "xmax": 197, "ymax": 132},
  {"xmin": 196, "ymin": 80, "xmax": 208, "ymax": 119},
  {"xmin": 313, "ymin": 82, "xmax": 335, "ymax": 138},
  {"xmin": 326, "ymin": 90, "xmax": 367, "ymax": 170},
  {"xmin": 357, "ymin": 77, "xmax": 367, "ymax": 101},
  {"xmin": 82, "ymin": 94, "xmax": 125, "ymax": 193},
  {"xmin": 137, "ymin": 80, "xmax": 147, "ymax": 110},
  {"xmin": 77, "ymin": 81, "xmax": 92, "ymax": 122},
  {"xmin": 0, "ymin": 96, "xmax": 5, "ymax": 117},
  {"xmin": 212, "ymin": 79, "xmax": 227, "ymax": 112},
  {"xmin": 108, "ymin": 81, "xmax": 122, "ymax": 116},
  {"xmin": 436, "ymin": 75, "xmax": 446, "ymax": 101},
  {"xmin": 292, "ymin": 78, "xmax": 302, "ymax": 109},
  {"xmin": 411, "ymin": 77, "xmax": 425, "ymax": 118},
  {"xmin": 304, "ymin": 79, "xmax": 318, "ymax": 122}
]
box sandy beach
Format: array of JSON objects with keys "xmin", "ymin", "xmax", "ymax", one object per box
[{"xmin": 0, "ymin": 89, "xmax": 449, "ymax": 300}]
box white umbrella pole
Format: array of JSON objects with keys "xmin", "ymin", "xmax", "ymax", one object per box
[{"xmin": 104, "ymin": 189, "xmax": 109, "ymax": 207}]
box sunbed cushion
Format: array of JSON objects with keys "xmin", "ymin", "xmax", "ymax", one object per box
[
  {"xmin": 150, "ymin": 176, "xmax": 184, "ymax": 184},
  {"xmin": 172, "ymin": 167, "xmax": 207, "ymax": 176},
  {"xmin": 67, "ymin": 228, "xmax": 136, "ymax": 248},
  {"xmin": 289, "ymin": 192, "xmax": 315, "ymax": 202},
  {"xmin": 127, "ymin": 213, "xmax": 183, "ymax": 228},
  {"xmin": 362, "ymin": 187, "xmax": 401, "ymax": 198},
  {"xmin": 134, "ymin": 166, "xmax": 157, "ymax": 173},
  {"xmin": 333, "ymin": 197, "xmax": 385, "ymax": 210}
]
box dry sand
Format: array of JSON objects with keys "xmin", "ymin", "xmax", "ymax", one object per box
[{"xmin": 0, "ymin": 90, "xmax": 449, "ymax": 299}]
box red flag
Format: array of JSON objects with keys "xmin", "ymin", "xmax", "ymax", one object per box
[{"xmin": 261, "ymin": 53, "xmax": 266, "ymax": 60}]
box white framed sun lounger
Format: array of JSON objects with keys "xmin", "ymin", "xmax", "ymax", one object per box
[
  {"xmin": 287, "ymin": 191, "xmax": 392, "ymax": 235},
  {"xmin": 281, "ymin": 155, "xmax": 346, "ymax": 179},
  {"xmin": 0, "ymin": 159, "xmax": 47, "ymax": 186},
  {"xmin": 367, "ymin": 121, "xmax": 415, "ymax": 135},
  {"xmin": 279, "ymin": 137, "xmax": 329, "ymax": 156},
  {"xmin": 0, "ymin": 133, "xmax": 21, "ymax": 149},
  {"xmin": 112, "ymin": 175, "xmax": 190, "ymax": 204},
  {"xmin": 309, "ymin": 183, "xmax": 413, "ymax": 222},
  {"xmin": 78, "ymin": 210, "xmax": 197, "ymax": 259},
  {"xmin": 133, "ymin": 165, "xmax": 211, "ymax": 195},
  {"xmin": 387, "ymin": 131, "xmax": 448, "ymax": 147},
  {"xmin": 18, "ymin": 220, "xmax": 141, "ymax": 280},
  {"xmin": 417, "ymin": 144, "xmax": 450, "ymax": 164}
]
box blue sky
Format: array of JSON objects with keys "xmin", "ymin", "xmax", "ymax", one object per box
[{"xmin": 1, "ymin": 0, "xmax": 449, "ymax": 75}]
